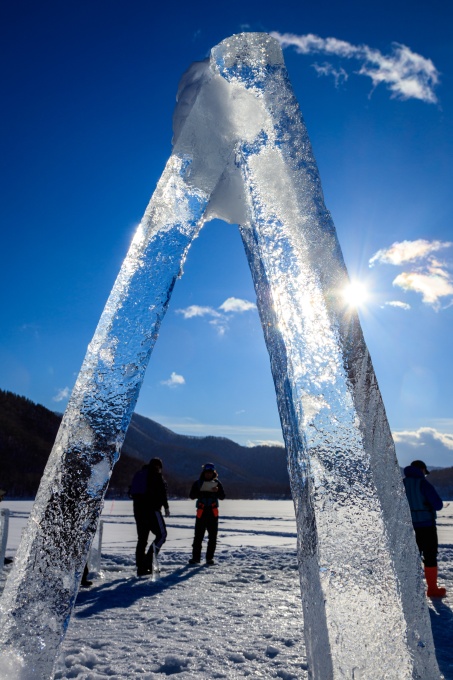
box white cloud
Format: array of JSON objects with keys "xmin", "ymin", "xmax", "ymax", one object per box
[
  {"xmin": 176, "ymin": 297, "xmax": 256, "ymax": 335},
  {"xmin": 393, "ymin": 269, "xmax": 453, "ymax": 308},
  {"xmin": 393, "ymin": 427, "xmax": 453, "ymax": 467},
  {"xmin": 312, "ymin": 62, "xmax": 348, "ymax": 87},
  {"xmin": 246, "ymin": 439, "xmax": 286, "ymax": 448},
  {"xmin": 369, "ymin": 239, "xmax": 453, "ymax": 310},
  {"xmin": 218, "ymin": 297, "xmax": 256, "ymax": 313},
  {"xmin": 271, "ymin": 32, "xmax": 439, "ymax": 104},
  {"xmin": 160, "ymin": 372, "xmax": 185, "ymax": 388},
  {"xmin": 369, "ymin": 239, "xmax": 451, "ymax": 267},
  {"xmin": 175, "ymin": 305, "xmax": 220, "ymax": 319},
  {"xmin": 53, "ymin": 387, "xmax": 70, "ymax": 402},
  {"xmin": 358, "ymin": 43, "xmax": 439, "ymax": 103},
  {"xmin": 382, "ymin": 300, "xmax": 411, "ymax": 310},
  {"xmin": 394, "ymin": 427, "xmax": 453, "ymax": 450}
]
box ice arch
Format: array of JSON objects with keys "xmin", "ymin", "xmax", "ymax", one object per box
[{"xmin": 0, "ymin": 33, "xmax": 440, "ymax": 679}]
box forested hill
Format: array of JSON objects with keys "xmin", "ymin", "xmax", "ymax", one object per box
[
  {"xmin": 2, "ymin": 389, "xmax": 452, "ymax": 500},
  {"xmin": 0, "ymin": 390, "xmax": 291, "ymax": 499}
]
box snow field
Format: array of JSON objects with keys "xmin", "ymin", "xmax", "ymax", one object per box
[
  {"xmin": 1, "ymin": 500, "xmax": 453, "ymax": 679},
  {"xmin": 54, "ymin": 548, "xmax": 307, "ymax": 679}
]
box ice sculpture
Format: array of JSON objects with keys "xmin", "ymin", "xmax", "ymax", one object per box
[
  {"xmin": 0, "ymin": 508, "xmax": 9, "ymax": 575},
  {"xmin": 0, "ymin": 33, "xmax": 440, "ymax": 679}
]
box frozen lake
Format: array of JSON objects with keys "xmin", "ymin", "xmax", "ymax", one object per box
[
  {"xmin": 2, "ymin": 499, "xmax": 299, "ymax": 559},
  {"xmin": 1, "ymin": 500, "xmax": 453, "ymax": 678}
]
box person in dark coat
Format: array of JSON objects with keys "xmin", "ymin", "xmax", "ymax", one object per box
[
  {"xmin": 130, "ymin": 457, "xmax": 170, "ymax": 576},
  {"xmin": 188, "ymin": 462, "xmax": 225, "ymax": 566},
  {"xmin": 403, "ymin": 459, "xmax": 446, "ymax": 598}
]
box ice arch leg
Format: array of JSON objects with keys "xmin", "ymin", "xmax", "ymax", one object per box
[
  {"xmin": 0, "ymin": 157, "xmax": 213, "ymax": 677},
  {"xmin": 214, "ymin": 33, "xmax": 440, "ymax": 679}
]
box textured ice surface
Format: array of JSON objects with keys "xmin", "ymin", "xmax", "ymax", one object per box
[
  {"xmin": 87, "ymin": 520, "xmax": 103, "ymax": 574},
  {"xmin": 0, "ymin": 32, "xmax": 440, "ymax": 680},
  {"xmin": 0, "ymin": 509, "xmax": 9, "ymax": 574},
  {"xmin": 215, "ymin": 34, "xmax": 440, "ymax": 679}
]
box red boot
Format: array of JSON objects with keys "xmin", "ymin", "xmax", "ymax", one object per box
[{"xmin": 425, "ymin": 566, "xmax": 447, "ymax": 598}]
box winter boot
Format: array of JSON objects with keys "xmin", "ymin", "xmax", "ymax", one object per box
[{"xmin": 424, "ymin": 566, "xmax": 447, "ymax": 598}]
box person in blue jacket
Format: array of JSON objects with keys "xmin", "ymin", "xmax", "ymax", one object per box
[
  {"xmin": 403, "ymin": 459, "xmax": 446, "ymax": 598},
  {"xmin": 188, "ymin": 462, "xmax": 225, "ymax": 566}
]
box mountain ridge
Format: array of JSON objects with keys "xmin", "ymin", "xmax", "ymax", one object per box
[
  {"xmin": 2, "ymin": 389, "xmax": 452, "ymax": 500},
  {"xmin": 0, "ymin": 389, "xmax": 290, "ymax": 499}
]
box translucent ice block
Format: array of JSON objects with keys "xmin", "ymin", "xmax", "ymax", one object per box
[{"xmin": 214, "ymin": 33, "xmax": 439, "ymax": 679}]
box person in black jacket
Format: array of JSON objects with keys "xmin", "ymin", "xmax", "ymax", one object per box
[
  {"xmin": 403, "ymin": 459, "xmax": 446, "ymax": 598},
  {"xmin": 188, "ymin": 462, "xmax": 225, "ymax": 566},
  {"xmin": 130, "ymin": 457, "xmax": 170, "ymax": 576}
]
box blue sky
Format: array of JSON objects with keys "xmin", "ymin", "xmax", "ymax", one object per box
[{"xmin": 1, "ymin": 0, "xmax": 453, "ymax": 468}]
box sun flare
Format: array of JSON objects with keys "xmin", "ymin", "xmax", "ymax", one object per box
[{"xmin": 342, "ymin": 281, "xmax": 369, "ymax": 309}]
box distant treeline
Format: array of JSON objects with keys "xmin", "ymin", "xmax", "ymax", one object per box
[
  {"xmin": 2, "ymin": 389, "xmax": 452, "ymax": 501},
  {"xmin": 0, "ymin": 389, "xmax": 291, "ymax": 499}
]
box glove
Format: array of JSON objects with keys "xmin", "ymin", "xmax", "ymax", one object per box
[{"xmin": 165, "ymin": 508, "xmax": 170, "ymax": 517}]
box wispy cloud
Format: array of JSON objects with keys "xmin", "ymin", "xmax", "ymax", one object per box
[
  {"xmin": 143, "ymin": 414, "xmax": 284, "ymax": 446},
  {"xmin": 53, "ymin": 386, "xmax": 70, "ymax": 402},
  {"xmin": 175, "ymin": 305, "xmax": 221, "ymax": 319},
  {"xmin": 312, "ymin": 62, "xmax": 348, "ymax": 88},
  {"xmin": 208, "ymin": 318, "xmax": 229, "ymax": 336},
  {"xmin": 382, "ymin": 300, "xmax": 411, "ymax": 310},
  {"xmin": 393, "ymin": 427, "xmax": 453, "ymax": 467},
  {"xmin": 271, "ymin": 32, "xmax": 439, "ymax": 103},
  {"xmin": 369, "ymin": 239, "xmax": 453, "ymax": 310},
  {"xmin": 176, "ymin": 297, "xmax": 256, "ymax": 335},
  {"xmin": 160, "ymin": 372, "xmax": 185, "ymax": 388}
]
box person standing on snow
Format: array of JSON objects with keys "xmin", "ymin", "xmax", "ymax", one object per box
[
  {"xmin": 188, "ymin": 462, "xmax": 225, "ymax": 566},
  {"xmin": 130, "ymin": 457, "xmax": 170, "ymax": 576},
  {"xmin": 403, "ymin": 459, "xmax": 446, "ymax": 598}
]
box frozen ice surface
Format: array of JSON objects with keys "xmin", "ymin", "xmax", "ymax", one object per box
[
  {"xmin": 0, "ymin": 509, "xmax": 9, "ymax": 574},
  {"xmin": 0, "ymin": 31, "xmax": 441, "ymax": 680},
  {"xmin": 87, "ymin": 520, "xmax": 103, "ymax": 575}
]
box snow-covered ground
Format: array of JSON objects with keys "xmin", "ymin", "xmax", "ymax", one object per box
[{"xmin": 1, "ymin": 500, "xmax": 453, "ymax": 679}]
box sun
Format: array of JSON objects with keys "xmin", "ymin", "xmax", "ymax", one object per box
[{"xmin": 341, "ymin": 280, "xmax": 369, "ymax": 309}]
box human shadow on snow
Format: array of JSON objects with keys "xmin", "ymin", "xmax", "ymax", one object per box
[
  {"xmin": 74, "ymin": 563, "xmax": 205, "ymax": 617},
  {"xmin": 429, "ymin": 598, "xmax": 453, "ymax": 679}
]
